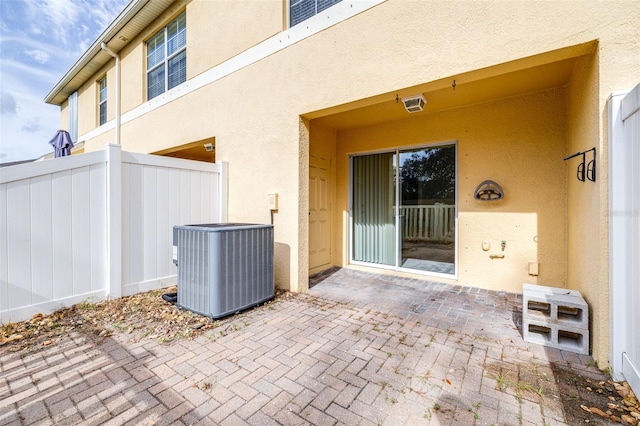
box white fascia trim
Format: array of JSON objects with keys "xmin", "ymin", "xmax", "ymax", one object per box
[{"xmin": 78, "ymin": 0, "xmax": 386, "ymax": 143}]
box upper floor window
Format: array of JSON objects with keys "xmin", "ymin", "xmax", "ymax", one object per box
[
  {"xmin": 98, "ymin": 76, "xmax": 107, "ymax": 125},
  {"xmin": 290, "ymin": 0, "xmax": 342, "ymax": 27},
  {"xmin": 147, "ymin": 12, "xmax": 186, "ymax": 100}
]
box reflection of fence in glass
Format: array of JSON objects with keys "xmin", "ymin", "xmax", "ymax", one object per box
[{"xmin": 400, "ymin": 205, "xmax": 455, "ymax": 242}]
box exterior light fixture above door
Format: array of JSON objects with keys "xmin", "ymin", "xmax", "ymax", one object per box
[{"xmin": 401, "ymin": 94, "xmax": 426, "ymax": 113}]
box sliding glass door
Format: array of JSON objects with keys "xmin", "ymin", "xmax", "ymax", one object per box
[{"xmin": 351, "ymin": 144, "xmax": 456, "ymax": 275}]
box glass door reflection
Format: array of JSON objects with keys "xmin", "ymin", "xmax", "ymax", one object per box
[{"xmin": 398, "ymin": 146, "xmax": 456, "ymax": 274}]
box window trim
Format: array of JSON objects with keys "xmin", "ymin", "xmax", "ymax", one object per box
[
  {"xmin": 98, "ymin": 76, "xmax": 107, "ymax": 126},
  {"xmin": 146, "ymin": 11, "xmax": 186, "ymax": 101}
]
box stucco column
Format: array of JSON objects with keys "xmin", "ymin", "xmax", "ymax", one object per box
[{"xmin": 297, "ymin": 118, "xmax": 311, "ymax": 293}]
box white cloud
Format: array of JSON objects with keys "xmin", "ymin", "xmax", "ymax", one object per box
[
  {"xmin": 22, "ymin": 118, "xmax": 43, "ymax": 133},
  {"xmin": 0, "ymin": 91, "xmax": 17, "ymax": 115},
  {"xmin": 23, "ymin": 0, "xmax": 128, "ymax": 53},
  {"xmin": 25, "ymin": 49, "xmax": 50, "ymax": 64},
  {"xmin": 25, "ymin": 0, "xmax": 80, "ymax": 44},
  {"xmin": 0, "ymin": 57, "xmax": 59, "ymax": 81}
]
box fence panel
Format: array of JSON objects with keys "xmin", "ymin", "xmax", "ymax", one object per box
[
  {"xmin": 0, "ymin": 152, "xmax": 108, "ymax": 322},
  {"xmin": 609, "ymin": 84, "xmax": 640, "ymax": 398},
  {"xmin": 120, "ymin": 151, "xmax": 226, "ymax": 295},
  {"xmin": 0, "ymin": 147, "xmax": 227, "ymax": 323}
]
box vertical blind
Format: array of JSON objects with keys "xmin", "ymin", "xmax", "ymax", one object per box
[{"xmin": 352, "ymin": 153, "xmax": 396, "ymax": 266}]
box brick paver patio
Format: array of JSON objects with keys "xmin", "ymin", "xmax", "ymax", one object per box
[{"xmin": 1, "ymin": 268, "xmax": 615, "ymax": 425}]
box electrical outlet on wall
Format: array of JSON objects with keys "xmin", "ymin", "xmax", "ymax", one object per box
[{"xmin": 268, "ymin": 193, "xmax": 278, "ymax": 210}]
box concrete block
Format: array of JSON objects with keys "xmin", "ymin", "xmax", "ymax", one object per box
[
  {"xmin": 522, "ymin": 283, "xmax": 590, "ymax": 355},
  {"xmin": 523, "ymin": 283, "xmax": 588, "ymax": 329},
  {"xmin": 523, "ymin": 318, "xmax": 590, "ymax": 355}
]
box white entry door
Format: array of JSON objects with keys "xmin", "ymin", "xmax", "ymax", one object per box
[
  {"xmin": 309, "ymin": 151, "xmax": 331, "ymax": 271},
  {"xmin": 609, "ymin": 83, "xmax": 640, "ymax": 398}
]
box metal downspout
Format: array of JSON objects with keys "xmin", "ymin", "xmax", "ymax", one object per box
[{"xmin": 100, "ymin": 42, "xmax": 121, "ymax": 145}]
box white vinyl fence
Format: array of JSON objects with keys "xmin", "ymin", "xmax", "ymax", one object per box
[
  {"xmin": 0, "ymin": 144, "xmax": 227, "ymax": 323},
  {"xmin": 400, "ymin": 205, "xmax": 455, "ymax": 242},
  {"xmin": 609, "ymin": 83, "xmax": 640, "ymax": 398}
]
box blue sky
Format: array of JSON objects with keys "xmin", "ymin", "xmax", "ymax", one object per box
[{"xmin": 0, "ymin": 0, "xmax": 129, "ymax": 164}]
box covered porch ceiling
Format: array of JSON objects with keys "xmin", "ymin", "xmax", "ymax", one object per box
[
  {"xmin": 306, "ymin": 42, "xmax": 596, "ymax": 131},
  {"xmin": 152, "ymin": 138, "xmax": 216, "ymax": 162}
]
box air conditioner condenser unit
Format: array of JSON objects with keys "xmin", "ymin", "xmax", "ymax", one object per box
[{"xmin": 173, "ymin": 223, "xmax": 274, "ymax": 319}]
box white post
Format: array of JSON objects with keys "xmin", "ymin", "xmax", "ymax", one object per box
[
  {"xmin": 106, "ymin": 144, "xmax": 122, "ymax": 299},
  {"xmin": 609, "ymin": 92, "xmax": 627, "ymax": 381},
  {"xmin": 218, "ymin": 161, "xmax": 229, "ymax": 222}
]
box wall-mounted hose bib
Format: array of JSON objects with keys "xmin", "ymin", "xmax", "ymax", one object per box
[
  {"xmin": 474, "ymin": 180, "xmax": 504, "ymax": 201},
  {"xmin": 564, "ymin": 147, "xmax": 596, "ymax": 182}
]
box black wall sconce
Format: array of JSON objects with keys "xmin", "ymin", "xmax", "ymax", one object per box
[{"xmin": 564, "ymin": 147, "xmax": 596, "ymax": 182}]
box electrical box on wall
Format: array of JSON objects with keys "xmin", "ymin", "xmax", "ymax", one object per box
[
  {"xmin": 268, "ymin": 193, "xmax": 278, "ymax": 210},
  {"xmin": 528, "ymin": 262, "xmax": 539, "ymax": 276}
]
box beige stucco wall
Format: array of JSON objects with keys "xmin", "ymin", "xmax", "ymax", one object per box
[
  {"xmin": 61, "ymin": 0, "xmax": 640, "ymax": 366},
  {"xmin": 565, "ymin": 51, "xmax": 609, "ymax": 363},
  {"xmin": 331, "ymin": 88, "xmax": 568, "ymax": 294},
  {"xmin": 188, "ymin": 0, "xmax": 283, "ymax": 77},
  {"xmin": 74, "ymin": 0, "xmax": 285, "ymax": 153},
  {"xmin": 76, "ymin": 72, "xmax": 98, "ymax": 136}
]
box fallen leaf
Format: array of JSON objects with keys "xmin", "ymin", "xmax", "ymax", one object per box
[
  {"xmin": 591, "ymin": 407, "xmax": 608, "ymax": 418},
  {"xmin": 581, "ymin": 405, "xmax": 592, "ymax": 413},
  {"xmin": 43, "ymin": 340, "xmax": 52, "ymax": 346},
  {"xmin": 621, "ymin": 414, "xmax": 638, "ymax": 425},
  {"xmin": 624, "ymin": 398, "xmax": 637, "ymax": 407},
  {"xmin": 445, "ymin": 379, "xmax": 451, "ymax": 385}
]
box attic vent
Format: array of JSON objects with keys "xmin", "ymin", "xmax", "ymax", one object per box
[{"xmin": 401, "ymin": 94, "xmax": 426, "ymax": 113}]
